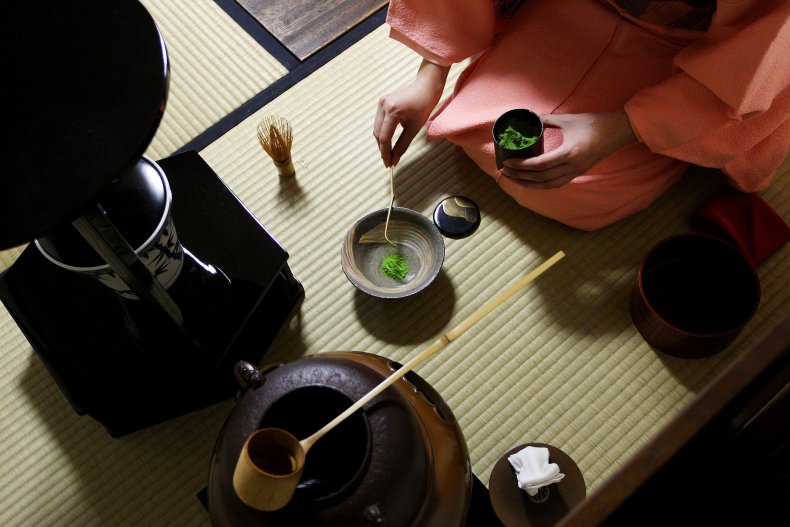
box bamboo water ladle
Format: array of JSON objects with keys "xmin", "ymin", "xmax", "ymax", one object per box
[{"xmin": 233, "ymin": 250, "xmax": 566, "ymax": 511}]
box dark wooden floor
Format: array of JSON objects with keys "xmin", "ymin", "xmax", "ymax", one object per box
[{"xmin": 236, "ymin": 0, "xmax": 388, "ymax": 60}]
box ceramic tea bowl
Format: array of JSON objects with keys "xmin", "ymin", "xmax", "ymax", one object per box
[
  {"xmin": 340, "ymin": 207, "xmax": 444, "ymax": 299},
  {"xmin": 630, "ymin": 233, "xmax": 760, "ymax": 358}
]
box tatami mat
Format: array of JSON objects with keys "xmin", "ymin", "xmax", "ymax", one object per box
[
  {"xmin": 0, "ymin": 21, "xmax": 787, "ymax": 527},
  {"xmin": 199, "ymin": 23, "xmax": 789, "ymax": 494},
  {"xmin": 141, "ymin": 0, "xmax": 288, "ymax": 159}
]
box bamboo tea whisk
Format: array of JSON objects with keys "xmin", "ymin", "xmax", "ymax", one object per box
[{"xmin": 257, "ymin": 115, "xmax": 295, "ymax": 177}]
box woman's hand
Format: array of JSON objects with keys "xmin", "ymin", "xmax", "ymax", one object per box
[
  {"xmin": 500, "ymin": 111, "xmax": 638, "ymax": 189},
  {"xmin": 374, "ymin": 59, "xmax": 450, "ymax": 167}
]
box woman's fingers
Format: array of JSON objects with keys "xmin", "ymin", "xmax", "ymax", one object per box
[
  {"xmin": 502, "ymin": 145, "xmax": 571, "ymax": 172},
  {"xmin": 506, "ymin": 166, "xmax": 578, "ymax": 189},
  {"xmin": 374, "ymin": 102, "xmax": 403, "ymax": 167}
]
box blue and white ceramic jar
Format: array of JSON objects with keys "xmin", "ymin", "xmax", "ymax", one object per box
[{"xmin": 34, "ymin": 157, "xmax": 184, "ymax": 299}]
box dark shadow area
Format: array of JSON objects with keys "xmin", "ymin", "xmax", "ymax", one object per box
[
  {"xmin": 558, "ymin": 317, "xmax": 790, "ymax": 527},
  {"xmin": 18, "ymin": 351, "xmax": 230, "ymax": 526},
  {"xmin": 353, "ymin": 269, "xmax": 456, "ymax": 345},
  {"xmin": 259, "ymin": 297, "xmax": 313, "ymax": 365},
  {"xmin": 653, "ymin": 341, "xmax": 741, "ymax": 391},
  {"xmin": 277, "ymin": 171, "xmax": 308, "ymax": 206}
]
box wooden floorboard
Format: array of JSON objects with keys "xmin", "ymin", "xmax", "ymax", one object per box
[{"xmin": 236, "ymin": 0, "xmax": 388, "ymax": 60}]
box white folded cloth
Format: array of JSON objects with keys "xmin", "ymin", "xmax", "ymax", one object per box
[{"xmin": 507, "ymin": 446, "xmax": 565, "ymax": 496}]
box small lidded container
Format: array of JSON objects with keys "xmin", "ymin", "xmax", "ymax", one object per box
[{"xmin": 493, "ymin": 109, "xmax": 544, "ymax": 169}]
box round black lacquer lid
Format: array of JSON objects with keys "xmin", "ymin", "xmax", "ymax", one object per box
[
  {"xmin": 3, "ymin": 1, "xmax": 169, "ymax": 250},
  {"xmin": 433, "ymin": 196, "xmax": 481, "ymax": 239}
]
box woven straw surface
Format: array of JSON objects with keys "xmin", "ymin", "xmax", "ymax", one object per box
[
  {"xmin": 0, "ymin": 21, "xmax": 787, "ymax": 527},
  {"xmin": 141, "ymin": 0, "xmax": 287, "ymax": 159}
]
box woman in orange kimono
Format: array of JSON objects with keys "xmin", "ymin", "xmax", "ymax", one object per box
[{"xmin": 373, "ymin": 0, "xmax": 789, "ymax": 230}]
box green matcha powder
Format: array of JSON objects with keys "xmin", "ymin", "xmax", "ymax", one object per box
[
  {"xmin": 380, "ymin": 252, "xmax": 409, "ymax": 281},
  {"xmin": 497, "ymin": 124, "xmax": 538, "ymax": 150}
]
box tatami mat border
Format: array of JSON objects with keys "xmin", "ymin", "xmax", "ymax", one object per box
[{"xmin": 178, "ymin": 6, "xmax": 388, "ymax": 155}]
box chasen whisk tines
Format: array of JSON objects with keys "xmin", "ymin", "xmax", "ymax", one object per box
[{"xmin": 257, "ymin": 115, "xmax": 295, "ymax": 177}]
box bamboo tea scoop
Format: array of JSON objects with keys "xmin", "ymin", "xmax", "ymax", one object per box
[{"xmin": 233, "ymin": 250, "xmax": 566, "ymax": 511}]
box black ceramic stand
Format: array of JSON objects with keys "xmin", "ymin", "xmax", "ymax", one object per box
[{"xmin": 0, "ymin": 151, "xmax": 304, "ymax": 437}]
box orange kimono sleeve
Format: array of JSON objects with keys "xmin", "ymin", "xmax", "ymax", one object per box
[
  {"xmin": 624, "ymin": 0, "xmax": 790, "ymax": 192},
  {"xmin": 386, "ymin": 0, "xmax": 497, "ymax": 66}
]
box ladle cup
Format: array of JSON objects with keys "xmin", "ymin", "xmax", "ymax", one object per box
[{"xmin": 233, "ymin": 250, "xmax": 566, "ymax": 511}]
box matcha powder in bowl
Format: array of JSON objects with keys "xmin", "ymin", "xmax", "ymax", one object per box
[
  {"xmin": 380, "ymin": 252, "xmax": 410, "ymax": 281},
  {"xmin": 340, "ymin": 207, "xmax": 445, "ymax": 299}
]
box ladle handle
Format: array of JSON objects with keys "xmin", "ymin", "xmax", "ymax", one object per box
[{"xmin": 300, "ymin": 250, "xmax": 565, "ymax": 452}]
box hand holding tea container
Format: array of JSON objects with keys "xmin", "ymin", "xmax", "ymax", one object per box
[
  {"xmin": 493, "ymin": 109, "xmax": 545, "ymax": 170},
  {"xmin": 496, "ymin": 111, "xmax": 638, "ymax": 190}
]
